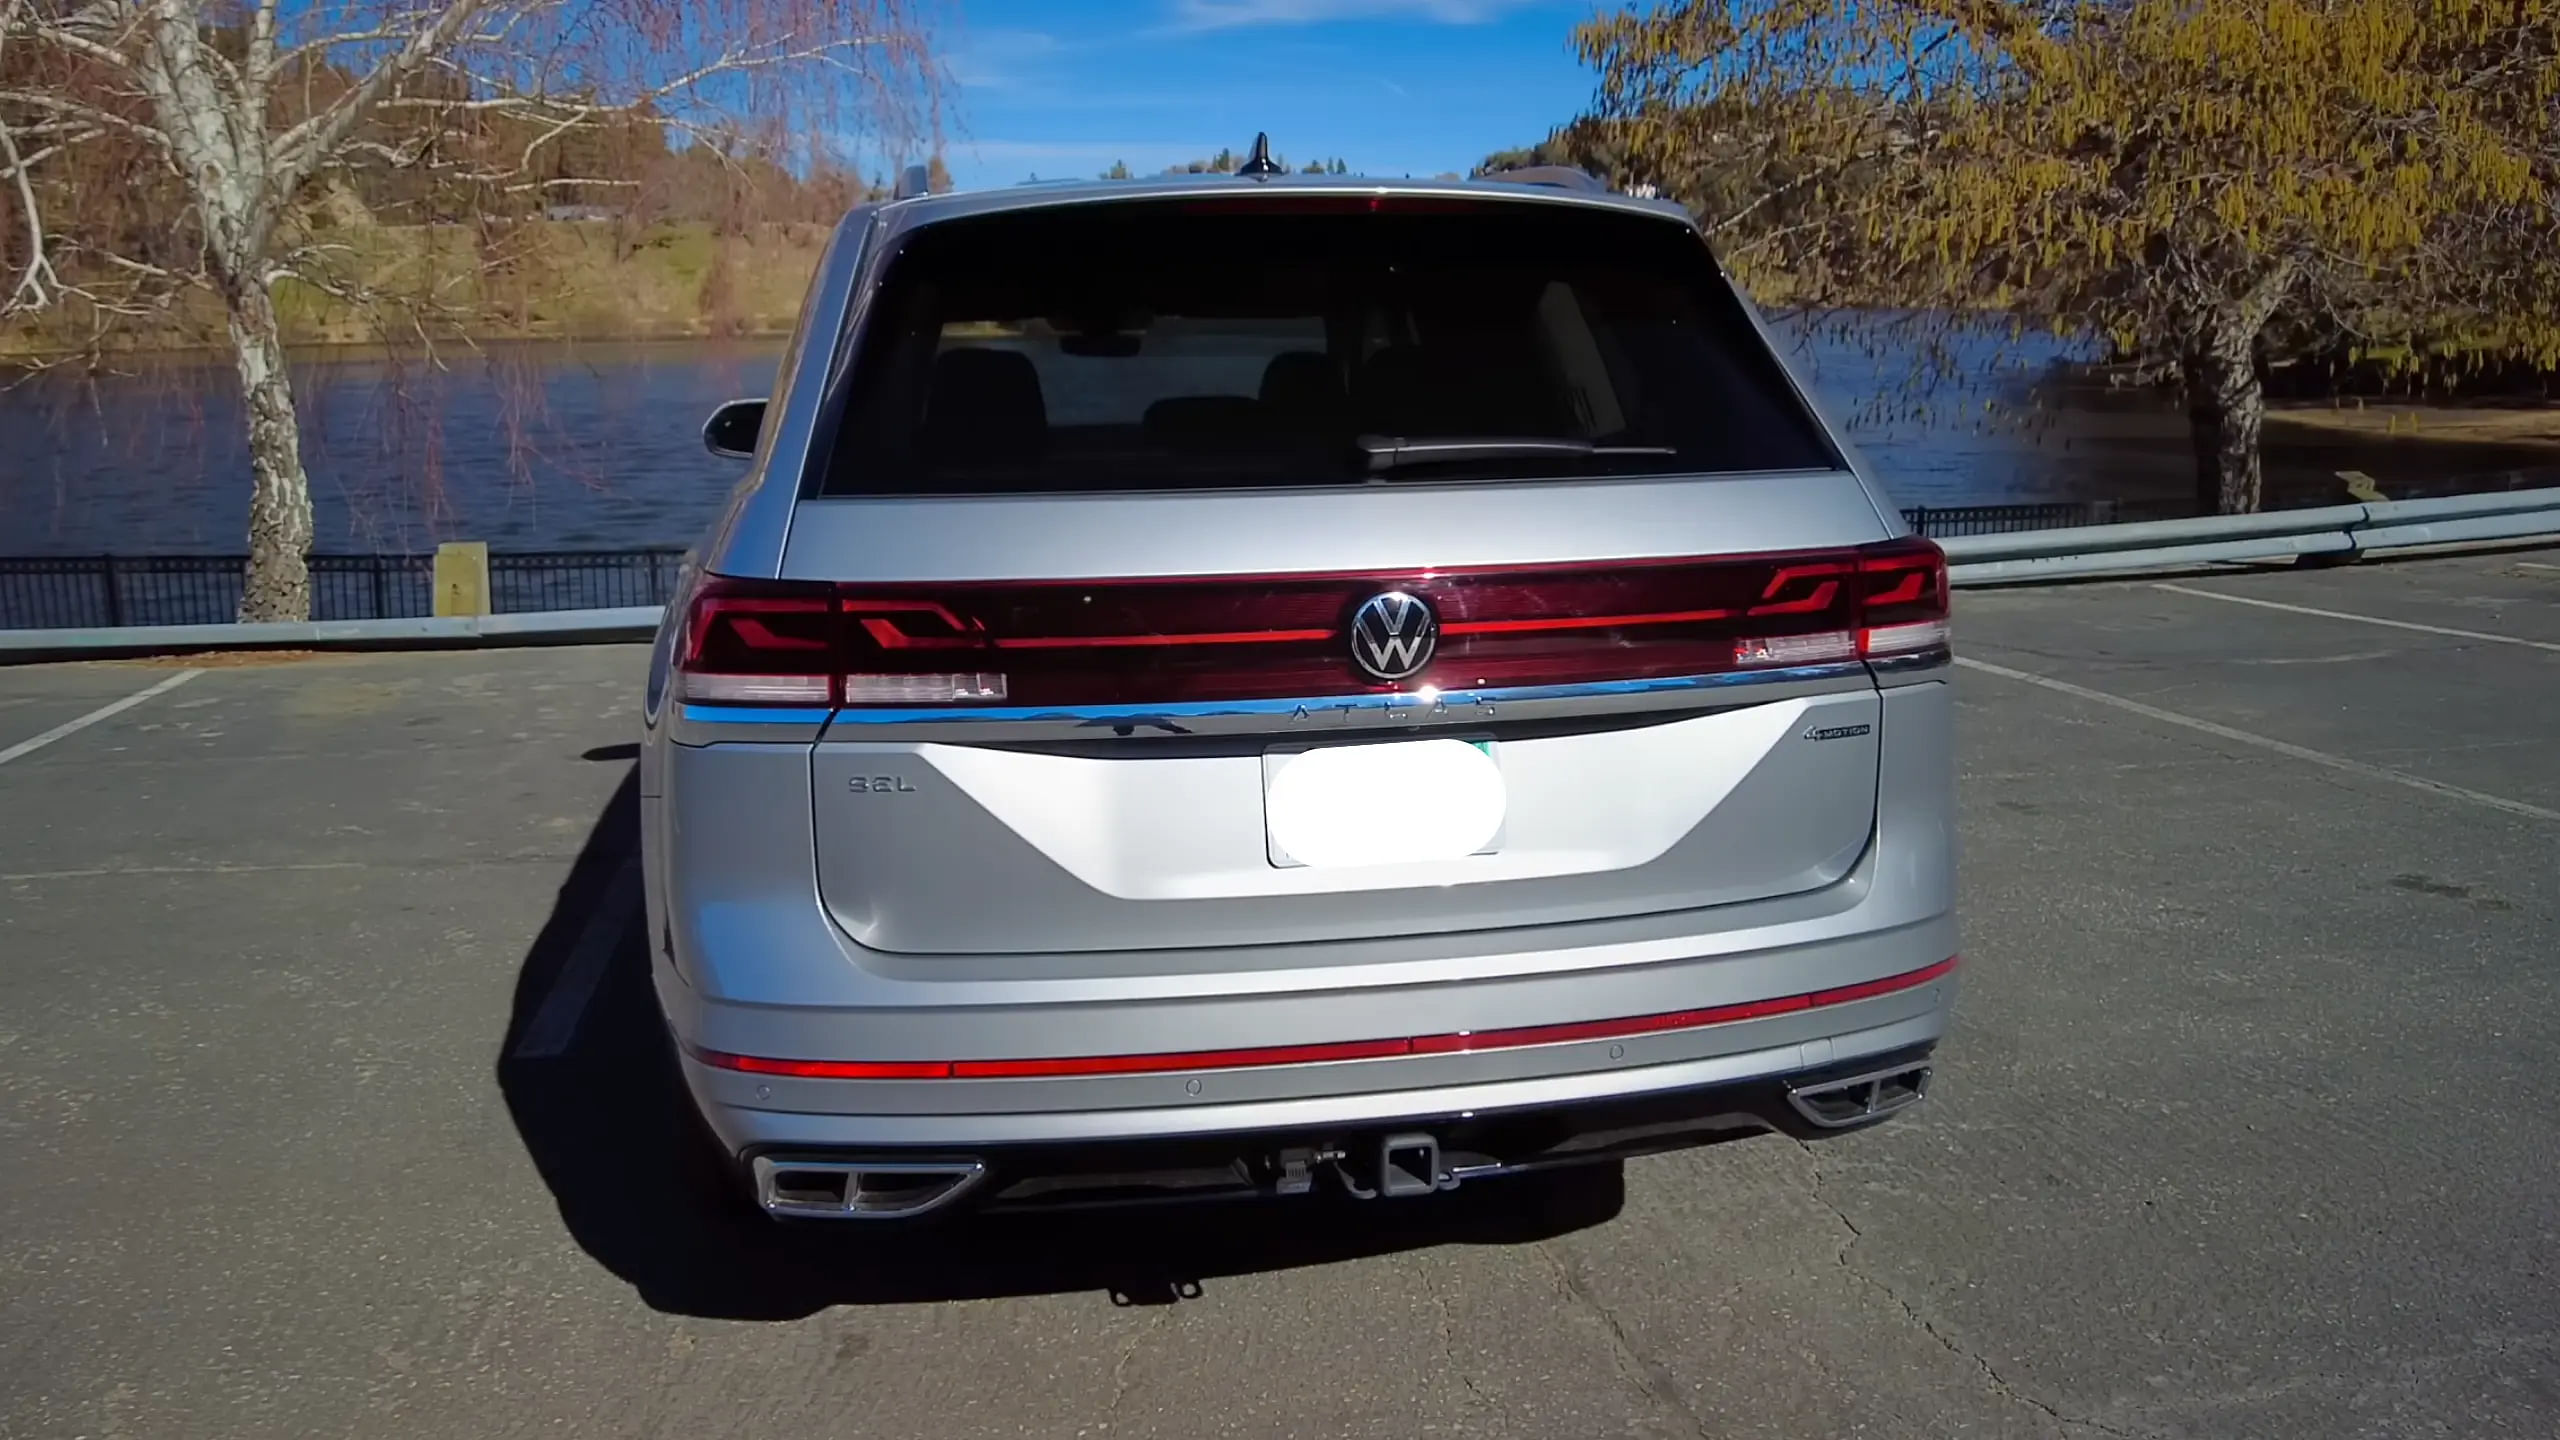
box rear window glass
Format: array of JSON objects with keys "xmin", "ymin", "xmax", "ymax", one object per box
[{"xmin": 816, "ymin": 198, "xmax": 1841, "ymax": 496}]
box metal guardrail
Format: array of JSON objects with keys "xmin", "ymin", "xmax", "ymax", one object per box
[
  {"xmin": 0, "ymin": 549, "xmax": 687, "ymax": 630},
  {"xmin": 1, "ymin": 489, "xmax": 2552, "ymax": 659},
  {"xmin": 1941, "ymin": 486, "xmax": 2560, "ymax": 583}
]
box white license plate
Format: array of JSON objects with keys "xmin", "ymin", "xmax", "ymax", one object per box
[{"xmin": 1262, "ymin": 737, "xmax": 1505, "ymax": 869}]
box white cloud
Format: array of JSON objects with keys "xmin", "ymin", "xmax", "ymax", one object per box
[
  {"xmin": 961, "ymin": 139, "xmax": 1227, "ymax": 162},
  {"xmin": 941, "ymin": 28, "xmax": 1065, "ymax": 91},
  {"xmin": 1166, "ymin": 0, "xmax": 1540, "ymax": 32}
]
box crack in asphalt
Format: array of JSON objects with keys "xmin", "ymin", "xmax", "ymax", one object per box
[
  {"xmin": 1104, "ymin": 1311, "xmax": 1167, "ymax": 1412},
  {"xmin": 1414, "ymin": 1259, "xmax": 1497, "ymax": 1412},
  {"xmin": 1794, "ymin": 1140, "xmax": 2151, "ymax": 1440},
  {"xmin": 1535, "ymin": 1240, "xmax": 1712, "ymax": 1440}
]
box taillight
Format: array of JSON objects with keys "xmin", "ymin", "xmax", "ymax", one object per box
[
  {"xmin": 675, "ymin": 580, "xmax": 837, "ymax": 705},
  {"xmin": 1851, "ymin": 537, "xmax": 1951, "ymax": 660},
  {"xmin": 673, "ymin": 543, "xmax": 1951, "ymax": 712}
]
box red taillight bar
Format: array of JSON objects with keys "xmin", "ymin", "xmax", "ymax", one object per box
[
  {"xmin": 1441, "ymin": 606, "xmax": 1736, "ymax": 637},
  {"xmin": 992, "ymin": 626, "xmax": 1337, "ymax": 650},
  {"xmin": 672, "ymin": 538, "xmax": 1950, "ymax": 708},
  {"xmin": 689, "ymin": 958, "xmax": 1957, "ymax": 1081}
]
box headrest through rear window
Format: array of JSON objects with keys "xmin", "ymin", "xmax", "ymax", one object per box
[
  {"xmin": 1258, "ymin": 351, "xmax": 1347, "ymax": 436},
  {"xmin": 1142, "ymin": 395, "xmax": 1267, "ymax": 453},
  {"xmin": 924, "ymin": 348, "xmax": 1047, "ymax": 462}
]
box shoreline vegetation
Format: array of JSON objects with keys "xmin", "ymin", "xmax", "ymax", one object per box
[
  {"xmin": 0, "ymin": 220, "xmax": 829, "ymax": 361},
  {"xmin": 10, "ymin": 215, "xmax": 2551, "ymax": 397},
  {"xmin": 6, "ymin": 217, "xmax": 2552, "ymax": 492}
]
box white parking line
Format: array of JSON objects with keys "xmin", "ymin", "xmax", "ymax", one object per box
[
  {"xmin": 2154, "ymin": 583, "xmax": 2560, "ymax": 654},
  {"xmin": 1, "ymin": 861, "xmax": 366, "ymax": 882},
  {"xmin": 0, "ymin": 669, "xmax": 203, "ymax": 768},
  {"xmin": 511, "ymin": 857, "xmax": 640, "ymax": 1060},
  {"xmin": 1955, "ymin": 656, "xmax": 2560, "ymax": 823}
]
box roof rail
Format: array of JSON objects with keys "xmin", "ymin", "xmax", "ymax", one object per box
[{"xmin": 1484, "ymin": 165, "xmax": 1608, "ymax": 194}]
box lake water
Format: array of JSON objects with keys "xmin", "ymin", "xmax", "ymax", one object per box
[{"xmin": 0, "ymin": 317, "xmax": 2208, "ymax": 556}]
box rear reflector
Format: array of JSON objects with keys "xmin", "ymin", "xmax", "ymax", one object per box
[
  {"xmin": 1860, "ymin": 617, "xmax": 1952, "ymax": 658},
  {"xmin": 671, "ymin": 538, "xmax": 1950, "ymax": 709},
  {"xmin": 1735, "ymin": 631, "xmax": 1859, "ymax": 667},
  {"xmin": 689, "ymin": 957, "xmax": 1958, "ymax": 1080},
  {"xmin": 679, "ymin": 672, "xmax": 832, "ymax": 705},
  {"xmin": 842, "ymin": 672, "xmax": 1008, "ymax": 703}
]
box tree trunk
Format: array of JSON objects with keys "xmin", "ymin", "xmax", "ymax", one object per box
[
  {"xmin": 2182, "ymin": 328, "xmax": 2267, "ymax": 516},
  {"xmin": 226, "ymin": 274, "xmax": 314, "ymax": 621}
]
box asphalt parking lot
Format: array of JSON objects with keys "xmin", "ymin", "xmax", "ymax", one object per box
[{"xmin": 4, "ymin": 550, "xmax": 2557, "ymax": 1440}]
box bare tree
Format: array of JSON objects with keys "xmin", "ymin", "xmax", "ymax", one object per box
[{"xmin": 1, "ymin": 0, "xmax": 935, "ymax": 618}]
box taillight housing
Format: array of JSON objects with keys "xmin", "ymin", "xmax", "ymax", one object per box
[
  {"xmin": 1851, "ymin": 536, "xmax": 1952, "ymax": 661},
  {"xmin": 675, "ymin": 582, "xmax": 837, "ymax": 705},
  {"xmin": 672, "ymin": 540, "xmax": 1951, "ymax": 711}
]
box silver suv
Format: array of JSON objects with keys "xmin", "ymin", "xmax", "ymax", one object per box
[{"xmin": 642, "ymin": 164, "xmax": 1958, "ymax": 1220}]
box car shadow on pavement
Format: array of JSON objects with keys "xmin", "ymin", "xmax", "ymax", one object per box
[{"xmin": 498, "ymin": 768, "xmax": 1626, "ymax": 1321}]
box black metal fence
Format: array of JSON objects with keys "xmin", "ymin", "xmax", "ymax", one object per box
[
  {"xmin": 491, "ymin": 550, "xmax": 688, "ymax": 614},
  {"xmin": 1899, "ymin": 498, "xmax": 2197, "ymax": 537},
  {"xmin": 0, "ymin": 500, "xmax": 2198, "ymax": 630},
  {"xmin": 0, "ymin": 549, "xmax": 687, "ymax": 630}
]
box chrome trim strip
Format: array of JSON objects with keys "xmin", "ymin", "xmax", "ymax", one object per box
[
  {"xmin": 680, "ymin": 705, "xmax": 837, "ymax": 725},
  {"xmin": 819, "ymin": 662, "xmax": 1867, "ymax": 728},
  {"xmin": 1865, "ymin": 647, "xmax": 1953, "ymax": 679}
]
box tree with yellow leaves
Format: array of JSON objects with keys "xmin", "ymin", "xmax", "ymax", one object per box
[{"xmin": 1577, "ymin": 0, "xmax": 2560, "ymax": 513}]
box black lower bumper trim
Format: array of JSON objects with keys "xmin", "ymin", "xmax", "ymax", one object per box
[{"xmin": 742, "ymin": 1044, "xmax": 1937, "ymax": 1216}]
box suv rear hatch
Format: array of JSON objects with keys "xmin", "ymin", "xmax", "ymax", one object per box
[{"xmin": 679, "ymin": 192, "xmax": 1945, "ymax": 956}]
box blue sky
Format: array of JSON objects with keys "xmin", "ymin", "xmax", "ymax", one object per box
[{"xmin": 925, "ymin": 1, "xmax": 1606, "ymax": 189}]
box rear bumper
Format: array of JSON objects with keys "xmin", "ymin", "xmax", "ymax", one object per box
[
  {"xmin": 709, "ymin": 1032, "xmax": 1942, "ymax": 1215},
  {"xmin": 660, "ymin": 943, "xmax": 1954, "ymax": 1155}
]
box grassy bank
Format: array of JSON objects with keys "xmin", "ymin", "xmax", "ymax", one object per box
[
  {"xmin": 0, "ymin": 220, "xmax": 830, "ymax": 358},
  {"xmin": 2271, "ymin": 401, "xmax": 2560, "ymax": 450}
]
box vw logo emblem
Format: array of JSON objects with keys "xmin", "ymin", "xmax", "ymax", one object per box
[{"xmin": 1348, "ymin": 590, "xmax": 1439, "ymax": 681}]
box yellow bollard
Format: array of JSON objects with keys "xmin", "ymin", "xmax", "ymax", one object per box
[{"xmin": 433, "ymin": 541, "xmax": 491, "ymax": 617}]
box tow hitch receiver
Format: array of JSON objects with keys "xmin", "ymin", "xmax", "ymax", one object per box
[{"xmin": 1336, "ymin": 1133, "xmax": 1453, "ymax": 1199}]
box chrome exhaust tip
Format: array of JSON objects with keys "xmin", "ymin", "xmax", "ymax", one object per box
[
  {"xmin": 1785, "ymin": 1062, "xmax": 1932, "ymax": 1129},
  {"xmin": 750, "ymin": 1157, "xmax": 986, "ymax": 1219}
]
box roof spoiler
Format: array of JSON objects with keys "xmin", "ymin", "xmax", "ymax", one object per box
[{"xmin": 1483, "ymin": 165, "xmax": 1608, "ymax": 194}]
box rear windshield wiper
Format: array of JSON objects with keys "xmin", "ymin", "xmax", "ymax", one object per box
[{"xmin": 1354, "ymin": 434, "xmax": 1680, "ymax": 474}]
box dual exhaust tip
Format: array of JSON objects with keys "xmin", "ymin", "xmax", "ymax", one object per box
[
  {"xmin": 752, "ymin": 1156, "xmax": 986, "ymax": 1219},
  {"xmin": 1784, "ymin": 1061, "xmax": 1932, "ymax": 1129}
]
